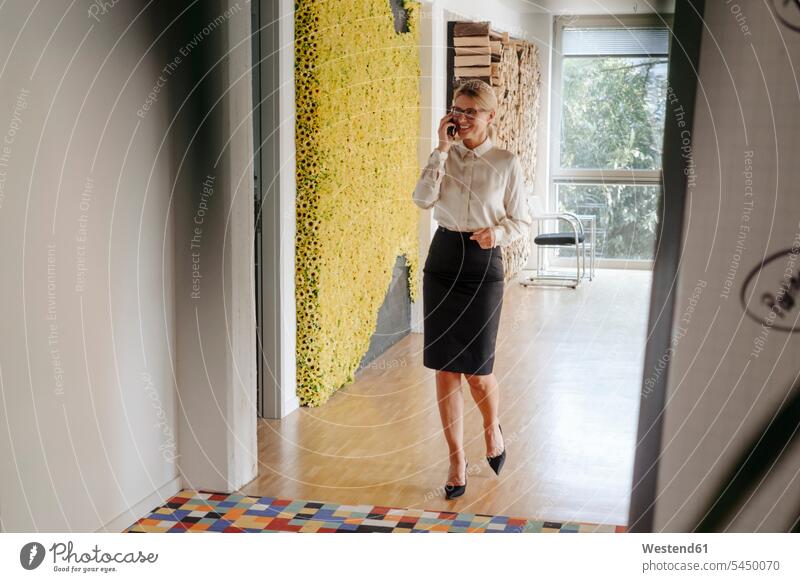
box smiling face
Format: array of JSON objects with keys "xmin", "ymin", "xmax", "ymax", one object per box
[{"xmin": 451, "ymin": 94, "xmax": 495, "ymax": 142}]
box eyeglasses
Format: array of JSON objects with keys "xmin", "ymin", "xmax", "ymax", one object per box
[{"xmin": 448, "ymin": 106, "xmax": 487, "ymax": 119}]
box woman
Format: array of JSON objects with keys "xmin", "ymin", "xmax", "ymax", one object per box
[{"xmin": 412, "ymin": 79, "xmax": 532, "ymax": 500}]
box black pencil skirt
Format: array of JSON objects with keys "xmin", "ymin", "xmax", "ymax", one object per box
[{"xmin": 422, "ymin": 225, "xmax": 505, "ymax": 375}]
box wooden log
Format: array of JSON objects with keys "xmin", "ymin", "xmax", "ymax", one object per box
[
  {"xmin": 455, "ymin": 45, "xmax": 490, "ymax": 56},
  {"xmin": 453, "ymin": 35, "xmax": 490, "ymax": 47},
  {"xmin": 455, "ymin": 55, "xmax": 491, "ymax": 67},
  {"xmin": 455, "ymin": 75, "xmax": 491, "ymax": 84},
  {"xmin": 489, "ymin": 29, "xmax": 509, "ymax": 43},
  {"xmin": 453, "ymin": 21, "xmax": 491, "ymax": 37},
  {"xmin": 454, "ymin": 66, "xmax": 491, "ymax": 77},
  {"xmin": 490, "ymin": 30, "xmax": 510, "ymax": 44}
]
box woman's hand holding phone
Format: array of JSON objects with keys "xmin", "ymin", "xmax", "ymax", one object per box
[{"xmin": 437, "ymin": 113, "xmax": 459, "ymax": 152}]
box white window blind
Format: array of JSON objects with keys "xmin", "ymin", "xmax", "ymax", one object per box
[{"xmin": 562, "ymin": 26, "xmax": 670, "ymax": 57}]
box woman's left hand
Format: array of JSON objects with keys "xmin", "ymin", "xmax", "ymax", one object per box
[{"xmin": 470, "ymin": 227, "xmax": 495, "ymax": 249}]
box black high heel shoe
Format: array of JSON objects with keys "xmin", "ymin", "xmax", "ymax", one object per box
[
  {"xmin": 444, "ymin": 460, "xmax": 468, "ymax": 500},
  {"xmin": 487, "ymin": 424, "xmax": 506, "ymax": 476}
]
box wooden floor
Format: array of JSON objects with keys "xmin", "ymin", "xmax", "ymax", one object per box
[{"xmin": 239, "ymin": 268, "xmax": 652, "ymax": 526}]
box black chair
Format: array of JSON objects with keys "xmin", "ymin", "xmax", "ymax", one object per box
[{"xmin": 520, "ymin": 197, "xmax": 595, "ymax": 288}]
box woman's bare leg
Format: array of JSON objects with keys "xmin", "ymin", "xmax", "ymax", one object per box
[
  {"xmin": 465, "ymin": 372, "xmax": 504, "ymax": 457},
  {"xmin": 435, "ymin": 370, "xmax": 467, "ymax": 486}
]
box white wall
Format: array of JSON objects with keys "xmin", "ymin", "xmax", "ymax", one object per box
[
  {"xmin": 0, "ymin": 1, "xmax": 180, "ymax": 531},
  {"xmin": 0, "ymin": 0, "xmax": 258, "ymax": 532},
  {"xmin": 167, "ymin": 0, "xmax": 258, "ymax": 494}
]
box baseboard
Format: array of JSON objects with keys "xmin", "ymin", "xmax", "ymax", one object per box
[
  {"xmin": 283, "ymin": 393, "xmax": 300, "ymax": 416},
  {"xmin": 410, "ymin": 299, "xmax": 424, "ymax": 334},
  {"xmin": 98, "ymin": 475, "xmax": 183, "ymax": 533}
]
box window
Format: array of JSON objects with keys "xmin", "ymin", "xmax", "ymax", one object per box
[{"xmin": 550, "ymin": 15, "xmax": 671, "ymax": 265}]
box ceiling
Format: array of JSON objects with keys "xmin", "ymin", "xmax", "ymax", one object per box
[{"xmin": 496, "ymin": 0, "xmax": 675, "ymax": 14}]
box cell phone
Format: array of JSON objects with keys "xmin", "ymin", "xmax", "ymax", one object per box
[{"xmin": 447, "ymin": 118, "xmax": 459, "ymax": 138}]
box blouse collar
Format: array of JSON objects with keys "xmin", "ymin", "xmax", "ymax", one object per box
[{"xmin": 456, "ymin": 135, "xmax": 493, "ymax": 158}]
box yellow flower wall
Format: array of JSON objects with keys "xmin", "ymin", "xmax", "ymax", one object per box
[{"xmin": 295, "ymin": 0, "xmax": 421, "ymax": 407}]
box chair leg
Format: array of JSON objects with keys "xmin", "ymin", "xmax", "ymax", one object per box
[
  {"xmin": 584, "ymin": 243, "xmax": 589, "ymax": 281},
  {"xmin": 525, "ymin": 243, "xmax": 589, "ymax": 288},
  {"xmin": 536, "ymin": 244, "xmax": 541, "ymax": 278},
  {"xmin": 583, "ymin": 243, "xmax": 592, "ymax": 281}
]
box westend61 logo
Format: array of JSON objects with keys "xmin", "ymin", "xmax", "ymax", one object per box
[{"xmin": 19, "ymin": 541, "xmax": 158, "ymax": 573}]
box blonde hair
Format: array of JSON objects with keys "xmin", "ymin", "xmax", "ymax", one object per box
[{"xmin": 453, "ymin": 79, "xmax": 498, "ymax": 141}]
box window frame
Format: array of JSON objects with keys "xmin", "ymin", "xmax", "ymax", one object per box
[{"xmin": 549, "ymin": 13, "xmax": 673, "ymax": 269}]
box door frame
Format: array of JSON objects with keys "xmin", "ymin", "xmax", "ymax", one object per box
[{"xmin": 252, "ymin": 0, "xmax": 299, "ymax": 419}]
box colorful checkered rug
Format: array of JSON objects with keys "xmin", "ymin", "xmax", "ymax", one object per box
[{"xmin": 126, "ymin": 490, "xmax": 626, "ymax": 533}]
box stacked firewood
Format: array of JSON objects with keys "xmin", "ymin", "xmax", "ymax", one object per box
[
  {"xmin": 452, "ymin": 21, "xmax": 506, "ymax": 84},
  {"xmin": 452, "ymin": 21, "xmax": 542, "ymax": 282},
  {"xmin": 493, "ymin": 41, "xmax": 541, "ymax": 188}
]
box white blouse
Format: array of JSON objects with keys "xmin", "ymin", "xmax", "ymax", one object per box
[{"xmin": 412, "ymin": 136, "xmax": 532, "ymax": 247}]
